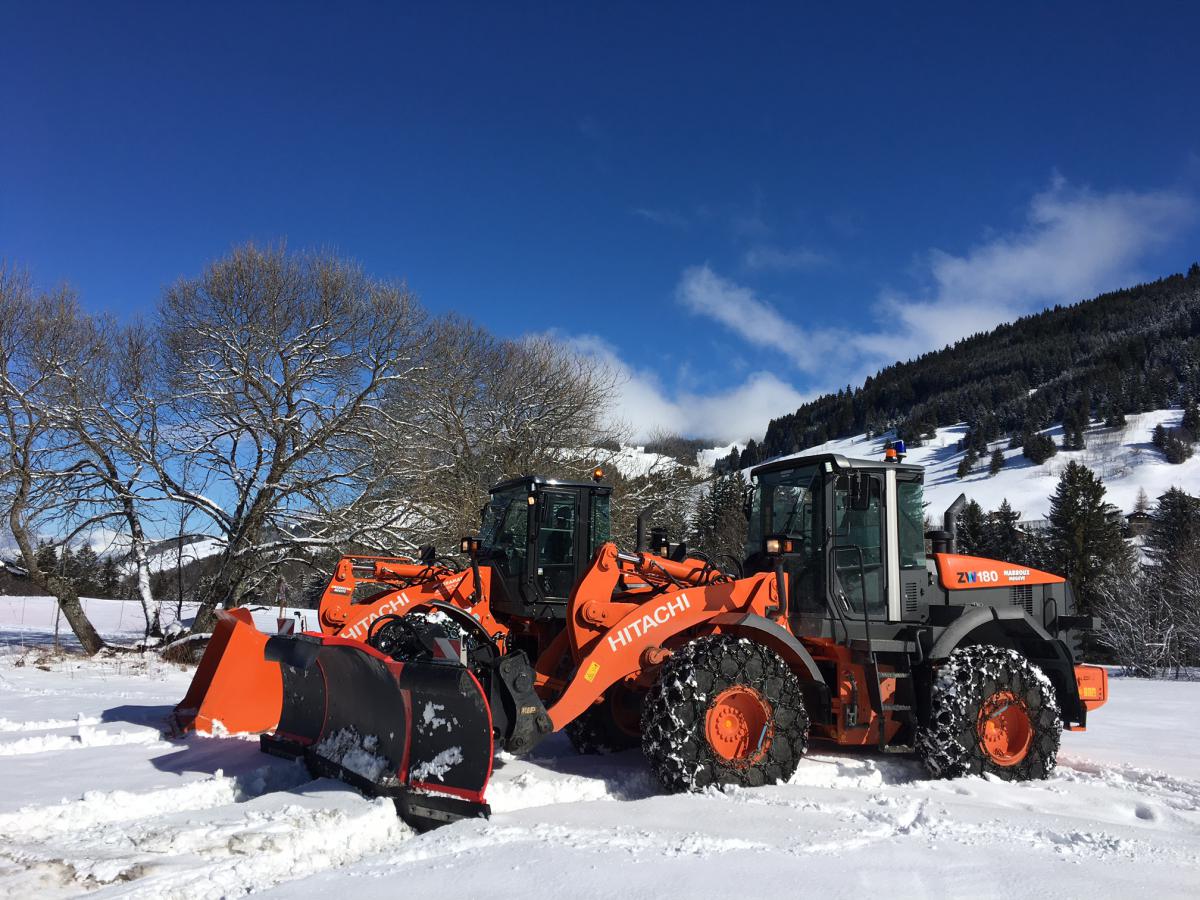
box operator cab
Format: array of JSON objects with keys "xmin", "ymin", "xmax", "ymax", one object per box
[
  {"xmin": 746, "ymin": 454, "xmax": 928, "ymax": 636},
  {"xmin": 478, "ymin": 475, "xmax": 613, "ymax": 620}
]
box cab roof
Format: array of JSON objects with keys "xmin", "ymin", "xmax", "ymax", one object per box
[
  {"xmin": 750, "ymin": 452, "xmax": 923, "ymax": 480},
  {"xmin": 490, "ymin": 475, "xmax": 613, "ymax": 495}
]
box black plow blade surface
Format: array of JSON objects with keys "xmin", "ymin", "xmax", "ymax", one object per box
[{"xmin": 262, "ymin": 634, "xmax": 493, "ymax": 829}]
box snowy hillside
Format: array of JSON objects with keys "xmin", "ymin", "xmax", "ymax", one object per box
[
  {"xmin": 133, "ymin": 536, "xmax": 227, "ymax": 577},
  {"xmin": 760, "ymin": 408, "xmax": 1199, "ymax": 522},
  {"xmin": 0, "ymin": 616, "xmax": 1197, "ymax": 897}
]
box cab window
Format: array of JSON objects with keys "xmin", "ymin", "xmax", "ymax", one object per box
[
  {"xmin": 589, "ymin": 493, "xmax": 611, "ymax": 554},
  {"xmin": 536, "ymin": 491, "xmax": 578, "ymax": 600},
  {"xmin": 897, "ymin": 480, "xmax": 927, "ymax": 569},
  {"xmin": 833, "ymin": 474, "xmax": 885, "ymax": 618}
]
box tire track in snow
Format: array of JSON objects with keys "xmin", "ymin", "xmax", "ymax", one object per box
[
  {"xmin": 1057, "ymin": 755, "xmax": 1200, "ymax": 815},
  {"xmin": 716, "ymin": 762, "xmax": 1200, "ymax": 868}
]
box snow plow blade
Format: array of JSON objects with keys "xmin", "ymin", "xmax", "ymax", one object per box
[
  {"xmin": 172, "ymin": 608, "xmax": 283, "ymax": 734},
  {"xmin": 260, "ymin": 633, "xmax": 493, "ymax": 831}
]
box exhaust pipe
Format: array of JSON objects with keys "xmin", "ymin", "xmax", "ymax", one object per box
[{"xmin": 942, "ymin": 493, "xmax": 967, "ymax": 554}]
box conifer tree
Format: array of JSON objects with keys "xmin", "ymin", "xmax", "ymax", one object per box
[
  {"xmin": 1181, "ymin": 399, "xmax": 1199, "ymax": 440},
  {"xmin": 987, "ymin": 499, "xmax": 1024, "ymax": 562},
  {"xmin": 35, "ymin": 541, "xmax": 58, "ymax": 573},
  {"xmin": 955, "ymin": 500, "xmax": 988, "ymax": 555},
  {"xmin": 1144, "ymin": 488, "xmax": 1200, "ymax": 575},
  {"xmin": 988, "ymin": 447, "xmax": 1005, "ymax": 476},
  {"xmin": 1152, "ymin": 423, "xmax": 1168, "ymax": 450},
  {"xmin": 73, "ymin": 544, "xmax": 101, "ymax": 596},
  {"xmin": 100, "ymin": 556, "xmax": 121, "ymax": 598},
  {"xmin": 956, "ymin": 448, "xmax": 978, "ymax": 479},
  {"xmin": 690, "ymin": 471, "xmax": 749, "ymax": 562},
  {"xmin": 1022, "ymin": 431, "xmax": 1057, "ymax": 465},
  {"xmin": 1047, "ymin": 461, "xmax": 1131, "ymax": 615}
]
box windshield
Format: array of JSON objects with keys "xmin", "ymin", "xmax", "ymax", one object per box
[
  {"xmin": 480, "ymin": 493, "xmax": 513, "ymax": 549},
  {"xmin": 747, "ymin": 464, "xmax": 821, "ymax": 556},
  {"xmin": 480, "ymin": 488, "xmax": 529, "ymax": 578}
]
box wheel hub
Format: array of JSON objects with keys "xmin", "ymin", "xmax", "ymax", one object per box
[
  {"xmin": 977, "ymin": 689, "xmax": 1033, "ymax": 766},
  {"xmin": 705, "ymin": 686, "xmax": 772, "ymax": 765}
]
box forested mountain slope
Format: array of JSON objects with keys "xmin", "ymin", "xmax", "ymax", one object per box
[{"xmin": 736, "ymin": 265, "xmax": 1200, "ymax": 466}]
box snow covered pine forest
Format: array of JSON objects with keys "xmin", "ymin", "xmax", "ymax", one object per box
[{"xmin": 2, "ymin": 251, "xmax": 1200, "ymax": 897}]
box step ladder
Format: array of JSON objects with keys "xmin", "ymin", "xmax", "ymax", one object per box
[{"xmin": 859, "ymin": 640, "xmax": 917, "ymax": 754}]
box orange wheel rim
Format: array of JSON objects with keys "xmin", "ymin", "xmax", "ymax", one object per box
[
  {"xmin": 705, "ymin": 686, "xmax": 772, "ymax": 764},
  {"xmin": 977, "ymin": 690, "xmax": 1033, "ymax": 766}
]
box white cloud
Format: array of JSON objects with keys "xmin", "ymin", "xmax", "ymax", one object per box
[
  {"xmin": 555, "ymin": 332, "xmax": 809, "ymax": 444},
  {"xmin": 674, "ymin": 265, "xmax": 849, "ymax": 376},
  {"xmin": 742, "ymin": 245, "xmax": 830, "ymax": 271},
  {"xmin": 681, "ymin": 178, "xmax": 1194, "ymax": 387},
  {"xmin": 860, "ymin": 178, "xmax": 1194, "ymax": 364}
]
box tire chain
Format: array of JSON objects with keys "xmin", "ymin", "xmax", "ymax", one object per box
[
  {"xmin": 917, "ymin": 644, "xmax": 1062, "ymax": 781},
  {"xmin": 641, "ymin": 635, "xmax": 810, "ymax": 792}
]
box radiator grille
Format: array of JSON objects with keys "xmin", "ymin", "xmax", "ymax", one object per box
[
  {"xmin": 904, "ymin": 582, "xmax": 920, "ymax": 616},
  {"xmin": 1010, "ymin": 584, "xmax": 1034, "ymax": 616}
]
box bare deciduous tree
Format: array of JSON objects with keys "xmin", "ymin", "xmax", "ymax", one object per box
[
  {"xmin": 37, "ymin": 314, "xmax": 165, "ymax": 635},
  {"xmin": 377, "ymin": 319, "xmax": 625, "ymax": 551},
  {"xmin": 141, "ymin": 244, "xmax": 432, "ymax": 633},
  {"xmin": 1095, "ymin": 565, "xmax": 1200, "ymax": 677},
  {"xmin": 0, "ymin": 266, "xmax": 104, "ymax": 653}
]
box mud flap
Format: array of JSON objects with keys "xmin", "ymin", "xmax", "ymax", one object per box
[
  {"xmin": 261, "ymin": 634, "xmax": 494, "ymax": 831},
  {"xmin": 172, "ymin": 608, "xmax": 283, "ymax": 734}
]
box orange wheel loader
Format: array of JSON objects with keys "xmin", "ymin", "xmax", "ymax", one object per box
[{"xmin": 175, "ymin": 456, "xmax": 1108, "ymax": 831}]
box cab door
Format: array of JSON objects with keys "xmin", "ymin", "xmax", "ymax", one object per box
[
  {"xmin": 832, "ymin": 473, "xmax": 888, "ymax": 620},
  {"xmin": 535, "ymin": 490, "xmax": 579, "ymax": 601}
]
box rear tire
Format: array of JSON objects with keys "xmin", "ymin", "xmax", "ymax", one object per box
[
  {"xmin": 641, "ymin": 635, "xmax": 810, "ymax": 792},
  {"xmin": 566, "ymin": 686, "xmax": 643, "ymax": 754},
  {"xmin": 918, "ymin": 644, "xmax": 1062, "ymax": 781}
]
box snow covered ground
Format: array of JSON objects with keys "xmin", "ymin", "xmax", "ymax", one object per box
[
  {"xmin": 1, "ymin": 609, "xmax": 1198, "ymax": 898},
  {"xmin": 766, "ymin": 409, "xmax": 1200, "ymax": 521}
]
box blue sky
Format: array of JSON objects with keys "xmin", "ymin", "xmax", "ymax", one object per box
[{"xmin": 3, "ymin": 3, "xmax": 1199, "ymax": 442}]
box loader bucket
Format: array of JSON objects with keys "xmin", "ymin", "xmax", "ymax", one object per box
[
  {"xmin": 172, "ymin": 608, "xmax": 284, "ymax": 735},
  {"xmin": 260, "ymin": 633, "xmax": 494, "ymax": 830}
]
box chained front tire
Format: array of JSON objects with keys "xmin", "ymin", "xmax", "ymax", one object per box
[
  {"xmin": 918, "ymin": 644, "xmax": 1062, "ymax": 781},
  {"xmin": 641, "ymin": 635, "xmax": 809, "ymax": 792}
]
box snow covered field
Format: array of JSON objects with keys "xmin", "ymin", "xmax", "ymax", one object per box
[{"xmin": 0, "ymin": 607, "xmax": 1197, "ymax": 898}]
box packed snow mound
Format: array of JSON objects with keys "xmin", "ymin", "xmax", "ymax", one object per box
[
  {"xmin": 1, "ymin": 607, "xmax": 1198, "ymax": 897},
  {"xmin": 759, "ymin": 409, "xmax": 1199, "ymax": 520}
]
